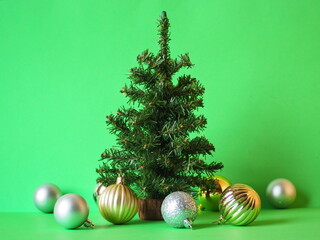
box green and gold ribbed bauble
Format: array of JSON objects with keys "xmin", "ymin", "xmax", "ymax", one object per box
[
  {"xmin": 98, "ymin": 177, "xmax": 138, "ymax": 224},
  {"xmin": 218, "ymin": 184, "xmax": 261, "ymax": 226}
]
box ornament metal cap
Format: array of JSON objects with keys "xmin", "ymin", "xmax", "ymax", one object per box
[
  {"xmin": 83, "ymin": 219, "xmax": 94, "ymax": 228},
  {"xmin": 216, "ymin": 215, "xmax": 225, "ymax": 225},
  {"xmin": 116, "ymin": 169, "xmax": 124, "ymax": 184},
  {"xmin": 183, "ymin": 218, "xmax": 193, "ymax": 229},
  {"xmin": 116, "ymin": 176, "xmax": 124, "ymax": 184}
]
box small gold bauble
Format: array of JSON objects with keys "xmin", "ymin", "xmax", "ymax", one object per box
[{"xmin": 98, "ymin": 177, "xmax": 138, "ymax": 224}]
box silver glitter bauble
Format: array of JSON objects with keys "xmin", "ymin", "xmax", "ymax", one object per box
[
  {"xmin": 34, "ymin": 183, "xmax": 62, "ymax": 213},
  {"xmin": 93, "ymin": 183, "xmax": 107, "ymax": 203},
  {"xmin": 161, "ymin": 191, "xmax": 197, "ymax": 229},
  {"xmin": 266, "ymin": 178, "xmax": 296, "ymax": 208},
  {"xmin": 54, "ymin": 193, "xmax": 94, "ymax": 229}
]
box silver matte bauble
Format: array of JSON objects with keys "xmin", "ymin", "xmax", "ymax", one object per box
[
  {"xmin": 34, "ymin": 183, "xmax": 62, "ymax": 213},
  {"xmin": 93, "ymin": 183, "xmax": 107, "ymax": 203},
  {"xmin": 266, "ymin": 178, "xmax": 296, "ymax": 208},
  {"xmin": 54, "ymin": 193, "xmax": 94, "ymax": 229},
  {"xmin": 161, "ymin": 191, "xmax": 197, "ymax": 229}
]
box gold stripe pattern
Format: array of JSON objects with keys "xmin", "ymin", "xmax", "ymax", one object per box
[
  {"xmin": 98, "ymin": 183, "xmax": 138, "ymax": 224},
  {"xmin": 218, "ymin": 184, "xmax": 261, "ymax": 226}
]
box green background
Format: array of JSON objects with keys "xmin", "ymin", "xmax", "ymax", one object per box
[{"xmin": 1, "ymin": 0, "xmax": 320, "ymax": 213}]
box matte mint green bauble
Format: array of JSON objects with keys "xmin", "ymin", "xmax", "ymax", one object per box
[{"xmin": 198, "ymin": 175, "xmax": 231, "ymax": 211}]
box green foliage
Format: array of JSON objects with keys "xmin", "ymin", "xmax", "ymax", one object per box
[{"xmin": 96, "ymin": 11, "xmax": 223, "ymax": 199}]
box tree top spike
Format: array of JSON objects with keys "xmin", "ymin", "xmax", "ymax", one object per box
[{"xmin": 162, "ymin": 11, "xmax": 167, "ymax": 18}]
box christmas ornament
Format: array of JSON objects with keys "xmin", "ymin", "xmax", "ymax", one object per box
[
  {"xmin": 198, "ymin": 175, "xmax": 231, "ymax": 211},
  {"xmin": 266, "ymin": 178, "xmax": 296, "ymax": 208},
  {"xmin": 161, "ymin": 191, "xmax": 197, "ymax": 229},
  {"xmin": 98, "ymin": 176, "xmax": 138, "ymax": 224},
  {"xmin": 93, "ymin": 183, "xmax": 107, "ymax": 203},
  {"xmin": 218, "ymin": 184, "xmax": 261, "ymax": 226},
  {"xmin": 54, "ymin": 193, "xmax": 94, "ymax": 229},
  {"xmin": 34, "ymin": 183, "xmax": 62, "ymax": 213}
]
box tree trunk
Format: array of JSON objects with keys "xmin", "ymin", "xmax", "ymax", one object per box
[{"xmin": 138, "ymin": 199, "xmax": 164, "ymax": 220}]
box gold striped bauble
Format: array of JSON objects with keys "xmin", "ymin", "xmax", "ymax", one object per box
[
  {"xmin": 98, "ymin": 177, "xmax": 138, "ymax": 224},
  {"xmin": 218, "ymin": 184, "xmax": 261, "ymax": 226}
]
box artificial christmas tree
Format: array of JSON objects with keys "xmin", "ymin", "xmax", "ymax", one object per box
[{"xmin": 96, "ymin": 11, "xmax": 223, "ymax": 220}]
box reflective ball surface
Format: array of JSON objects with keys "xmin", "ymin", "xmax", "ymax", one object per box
[
  {"xmin": 34, "ymin": 183, "xmax": 62, "ymax": 213},
  {"xmin": 266, "ymin": 178, "xmax": 296, "ymax": 208},
  {"xmin": 54, "ymin": 193, "xmax": 89, "ymax": 229},
  {"xmin": 161, "ymin": 191, "xmax": 197, "ymax": 228},
  {"xmin": 198, "ymin": 174, "xmax": 232, "ymax": 211},
  {"xmin": 98, "ymin": 182, "xmax": 138, "ymax": 224},
  {"xmin": 93, "ymin": 183, "xmax": 107, "ymax": 203},
  {"xmin": 219, "ymin": 184, "xmax": 261, "ymax": 226}
]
